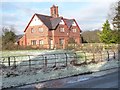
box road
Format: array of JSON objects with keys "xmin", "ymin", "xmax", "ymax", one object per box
[
  {"xmin": 3, "ymin": 69, "xmax": 119, "ymax": 90},
  {"xmin": 62, "ymin": 70, "xmax": 119, "ymax": 88}
]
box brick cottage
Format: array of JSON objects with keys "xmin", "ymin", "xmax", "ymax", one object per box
[{"xmin": 17, "ymin": 5, "xmax": 82, "ymax": 49}]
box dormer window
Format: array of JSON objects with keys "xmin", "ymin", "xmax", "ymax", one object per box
[
  {"xmin": 31, "ymin": 28, "xmax": 34, "ymax": 33},
  {"xmin": 60, "ymin": 28, "xmax": 64, "ymax": 32},
  {"xmin": 39, "ymin": 27, "xmax": 43, "ymax": 32}
]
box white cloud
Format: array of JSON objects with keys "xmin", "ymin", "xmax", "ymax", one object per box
[
  {"xmin": 61, "ymin": 1, "xmax": 116, "ymax": 31},
  {"xmin": 1, "ymin": 3, "xmax": 50, "ymax": 34},
  {"xmin": 1, "ymin": 0, "xmax": 117, "ymax": 34}
]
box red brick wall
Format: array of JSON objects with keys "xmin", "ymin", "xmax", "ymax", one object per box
[
  {"xmin": 69, "ymin": 26, "xmax": 81, "ymax": 44},
  {"xmin": 19, "ymin": 22, "xmax": 81, "ymax": 49},
  {"xmin": 19, "ymin": 35, "xmax": 25, "ymax": 46},
  {"xmin": 19, "ymin": 24, "xmax": 49, "ymax": 48},
  {"xmin": 52, "ymin": 24, "xmax": 69, "ymax": 49}
]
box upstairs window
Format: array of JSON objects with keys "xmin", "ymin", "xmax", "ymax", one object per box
[
  {"xmin": 31, "ymin": 40, "xmax": 36, "ymax": 45},
  {"xmin": 39, "ymin": 27, "xmax": 43, "ymax": 32},
  {"xmin": 72, "ymin": 29, "xmax": 77, "ymax": 32},
  {"xmin": 31, "ymin": 28, "xmax": 34, "ymax": 33},
  {"xmin": 60, "ymin": 28, "xmax": 64, "ymax": 32}
]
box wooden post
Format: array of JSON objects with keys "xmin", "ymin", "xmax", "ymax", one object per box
[
  {"xmin": 84, "ymin": 52, "xmax": 87, "ymax": 64},
  {"xmin": 100, "ymin": 51, "xmax": 102, "ymax": 62},
  {"xmin": 41, "ymin": 55, "xmax": 44, "ymax": 67},
  {"xmin": 44, "ymin": 57, "xmax": 47, "ymax": 67},
  {"xmin": 54, "ymin": 54, "xmax": 56, "ymax": 67},
  {"xmin": 64, "ymin": 53, "xmax": 68, "ymax": 67},
  {"xmin": 92, "ymin": 52, "xmax": 95, "ymax": 63},
  {"xmin": 2, "ymin": 58, "xmax": 5, "ymax": 65},
  {"xmin": 74, "ymin": 53, "xmax": 77, "ymax": 64},
  {"xmin": 113, "ymin": 51, "xmax": 116, "ymax": 59},
  {"xmin": 107, "ymin": 51, "xmax": 109, "ymax": 61},
  {"xmin": 14, "ymin": 56, "xmax": 16, "ymax": 68},
  {"xmin": 28, "ymin": 55, "xmax": 31, "ymax": 71},
  {"xmin": 8, "ymin": 57, "xmax": 10, "ymax": 67}
]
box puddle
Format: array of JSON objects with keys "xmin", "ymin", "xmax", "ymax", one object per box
[
  {"xmin": 67, "ymin": 77, "xmax": 90, "ymax": 84},
  {"xmin": 34, "ymin": 75, "xmax": 91, "ymax": 88}
]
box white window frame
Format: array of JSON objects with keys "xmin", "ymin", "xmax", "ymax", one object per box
[
  {"xmin": 60, "ymin": 28, "xmax": 64, "ymax": 32},
  {"xmin": 39, "ymin": 27, "xmax": 43, "ymax": 32},
  {"xmin": 31, "ymin": 28, "xmax": 34, "ymax": 33},
  {"xmin": 72, "ymin": 28, "xmax": 77, "ymax": 32},
  {"xmin": 39, "ymin": 40, "xmax": 44, "ymax": 45},
  {"xmin": 31, "ymin": 40, "xmax": 36, "ymax": 45},
  {"xmin": 59, "ymin": 38, "xmax": 64, "ymax": 45}
]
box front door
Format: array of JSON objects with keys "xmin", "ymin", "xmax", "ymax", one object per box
[{"xmin": 50, "ymin": 39, "xmax": 53, "ymax": 49}]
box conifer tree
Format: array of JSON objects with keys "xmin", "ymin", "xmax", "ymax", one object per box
[{"xmin": 99, "ymin": 20, "xmax": 112, "ymax": 44}]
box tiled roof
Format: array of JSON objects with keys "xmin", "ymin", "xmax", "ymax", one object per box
[
  {"xmin": 64, "ymin": 19, "xmax": 74, "ymax": 28},
  {"xmin": 50, "ymin": 17, "xmax": 62, "ymax": 29},
  {"xmin": 36, "ymin": 14, "xmax": 52, "ymax": 29},
  {"xmin": 15, "ymin": 35, "xmax": 23, "ymax": 42},
  {"xmin": 35, "ymin": 14, "xmax": 75, "ymax": 30}
]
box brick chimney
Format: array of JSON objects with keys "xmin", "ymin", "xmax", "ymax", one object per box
[{"xmin": 50, "ymin": 5, "xmax": 59, "ymax": 18}]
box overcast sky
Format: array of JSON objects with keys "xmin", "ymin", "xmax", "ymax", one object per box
[{"xmin": 1, "ymin": 0, "xmax": 117, "ymax": 35}]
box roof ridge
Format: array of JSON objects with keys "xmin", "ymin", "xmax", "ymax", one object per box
[
  {"xmin": 35, "ymin": 13, "xmax": 52, "ymax": 18},
  {"xmin": 50, "ymin": 16, "xmax": 62, "ymax": 20}
]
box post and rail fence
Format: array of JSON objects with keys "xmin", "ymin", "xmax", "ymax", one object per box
[{"xmin": 0, "ymin": 50, "xmax": 118, "ymax": 72}]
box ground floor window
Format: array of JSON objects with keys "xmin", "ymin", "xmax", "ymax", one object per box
[
  {"xmin": 31, "ymin": 40, "xmax": 36, "ymax": 45},
  {"xmin": 39, "ymin": 40, "xmax": 44, "ymax": 45},
  {"xmin": 59, "ymin": 38, "xmax": 64, "ymax": 45},
  {"xmin": 21, "ymin": 41, "xmax": 23, "ymax": 45}
]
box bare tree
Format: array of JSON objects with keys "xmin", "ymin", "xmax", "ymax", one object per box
[
  {"xmin": 108, "ymin": 0, "xmax": 120, "ymax": 30},
  {"xmin": 2, "ymin": 26, "xmax": 16, "ymax": 50}
]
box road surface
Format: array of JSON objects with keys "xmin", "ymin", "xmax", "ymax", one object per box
[
  {"xmin": 62, "ymin": 70, "xmax": 119, "ymax": 88},
  {"xmin": 4, "ymin": 69, "xmax": 119, "ymax": 90}
]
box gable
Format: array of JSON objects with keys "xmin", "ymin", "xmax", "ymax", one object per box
[
  {"xmin": 24, "ymin": 13, "xmax": 81, "ymax": 32},
  {"xmin": 29, "ymin": 15, "xmax": 43, "ymax": 26},
  {"xmin": 59, "ymin": 19, "xmax": 65, "ymax": 25},
  {"xmin": 64, "ymin": 19, "xmax": 73, "ymax": 28},
  {"xmin": 72, "ymin": 21, "xmax": 77, "ymax": 26},
  {"xmin": 73, "ymin": 19, "xmax": 82, "ymax": 32}
]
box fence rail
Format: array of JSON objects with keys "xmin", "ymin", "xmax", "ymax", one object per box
[
  {"xmin": 0, "ymin": 50, "xmax": 118, "ymax": 71},
  {"xmin": 1, "ymin": 50, "xmax": 119, "ymax": 89}
]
